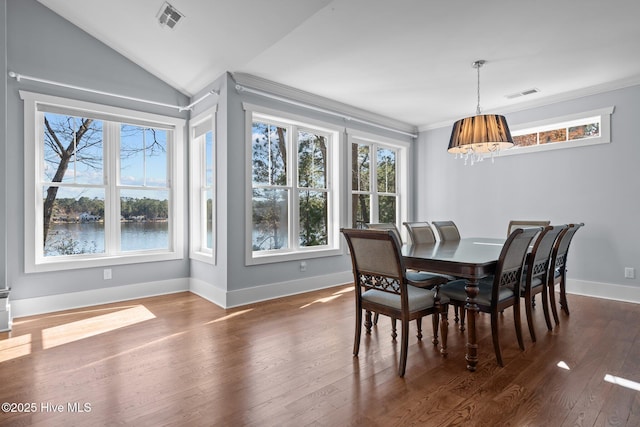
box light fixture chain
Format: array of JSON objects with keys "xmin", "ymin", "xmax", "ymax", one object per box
[{"xmin": 476, "ymin": 60, "xmax": 482, "ymax": 115}]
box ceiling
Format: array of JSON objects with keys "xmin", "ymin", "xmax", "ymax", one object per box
[{"xmin": 37, "ymin": 0, "xmax": 640, "ymax": 130}]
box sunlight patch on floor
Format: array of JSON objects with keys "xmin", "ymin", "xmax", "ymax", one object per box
[
  {"xmin": 0, "ymin": 334, "xmax": 32, "ymax": 362},
  {"xmin": 207, "ymin": 308, "xmax": 254, "ymax": 324},
  {"xmin": 557, "ymin": 360, "xmax": 571, "ymax": 370},
  {"xmin": 42, "ymin": 305, "xmax": 155, "ymax": 349},
  {"xmin": 604, "ymin": 374, "xmax": 640, "ymax": 391}
]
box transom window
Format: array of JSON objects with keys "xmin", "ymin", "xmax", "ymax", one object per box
[
  {"xmin": 505, "ymin": 106, "xmax": 614, "ymax": 156},
  {"xmin": 21, "ymin": 91, "xmax": 185, "ymax": 272},
  {"xmin": 245, "ymin": 105, "xmax": 341, "ymax": 264}
]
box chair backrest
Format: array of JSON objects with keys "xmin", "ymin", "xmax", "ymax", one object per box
[
  {"xmin": 492, "ymin": 227, "xmax": 541, "ymax": 303},
  {"xmin": 525, "ymin": 224, "xmax": 568, "ymax": 285},
  {"xmin": 341, "ymin": 228, "xmax": 406, "ymax": 296},
  {"xmin": 431, "ymin": 221, "xmax": 461, "ymax": 241},
  {"xmin": 366, "ymin": 223, "xmax": 402, "ymax": 244},
  {"xmin": 507, "ymin": 220, "xmax": 551, "ymax": 237},
  {"xmin": 552, "ymin": 223, "xmax": 584, "ymax": 273},
  {"xmin": 403, "ymin": 221, "xmax": 437, "ymax": 244}
]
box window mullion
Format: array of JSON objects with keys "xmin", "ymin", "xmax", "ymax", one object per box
[
  {"xmin": 290, "ymin": 125, "xmax": 298, "ymax": 250},
  {"xmin": 105, "ymin": 122, "xmax": 119, "ymax": 255}
]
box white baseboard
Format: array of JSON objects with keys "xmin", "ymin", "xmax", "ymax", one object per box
[
  {"xmin": 566, "ymin": 278, "xmax": 640, "ymax": 304},
  {"xmin": 224, "ymin": 271, "xmax": 353, "ymax": 308},
  {"xmin": 189, "ymin": 278, "xmax": 228, "ymax": 308},
  {"xmin": 11, "ymin": 278, "xmax": 190, "ymax": 319}
]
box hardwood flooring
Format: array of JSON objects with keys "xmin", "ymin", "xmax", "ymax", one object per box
[{"xmin": 1, "ymin": 286, "xmax": 639, "ymax": 426}]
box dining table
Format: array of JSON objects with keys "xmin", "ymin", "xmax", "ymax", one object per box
[{"xmin": 402, "ymin": 237, "xmax": 505, "ymax": 372}]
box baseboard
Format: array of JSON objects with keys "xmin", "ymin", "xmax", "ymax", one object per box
[
  {"xmin": 566, "ymin": 278, "xmax": 640, "ymax": 304},
  {"xmin": 189, "ymin": 278, "xmax": 228, "ymax": 308},
  {"xmin": 223, "ymin": 271, "xmax": 353, "ymax": 308},
  {"xmin": 11, "ymin": 278, "xmax": 190, "ymax": 319}
]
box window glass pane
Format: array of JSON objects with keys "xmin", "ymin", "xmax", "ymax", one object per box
[
  {"xmin": 378, "ymin": 195, "xmax": 396, "ymax": 224},
  {"xmin": 120, "ymin": 125, "xmax": 167, "ymax": 187},
  {"xmin": 513, "ymin": 133, "xmax": 537, "ymax": 147},
  {"xmin": 352, "ymin": 144, "xmax": 370, "ymax": 192},
  {"xmin": 120, "ymin": 189, "xmax": 169, "ymax": 251},
  {"xmin": 298, "ymin": 131, "xmax": 327, "ymax": 189},
  {"xmin": 569, "ymin": 123, "xmax": 600, "ymax": 140},
  {"xmin": 539, "ymin": 128, "xmax": 567, "ymax": 144},
  {"xmin": 377, "ymin": 148, "xmax": 396, "ymax": 193},
  {"xmin": 299, "ymin": 190, "xmax": 327, "ymax": 246},
  {"xmin": 43, "ymin": 112, "xmax": 103, "ymax": 185},
  {"xmin": 252, "ymin": 121, "xmax": 287, "ymax": 186},
  {"xmin": 205, "ymin": 131, "xmax": 214, "ymax": 186},
  {"xmin": 205, "ymin": 188, "xmax": 213, "ymax": 250},
  {"xmin": 352, "ymin": 194, "xmax": 370, "ymax": 228},
  {"xmin": 252, "ymin": 188, "xmax": 289, "ymax": 251},
  {"xmin": 43, "ymin": 187, "xmax": 105, "ymax": 256}
]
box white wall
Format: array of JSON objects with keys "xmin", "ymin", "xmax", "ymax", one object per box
[{"xmin": 416, "ymin": 85, "xmax": 640, "ymax": 302}]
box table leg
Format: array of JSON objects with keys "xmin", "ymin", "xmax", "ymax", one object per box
[{"xmin": 465, "ymin": 278, "xmax": 480, "ymax": 372}]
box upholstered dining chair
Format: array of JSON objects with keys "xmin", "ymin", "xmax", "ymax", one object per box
[
  {"xmin": 548, "ymin": 223, "xmax": 584, "ymax": 323},
  {"xmin": 431, "ymin": 221, "xmax": 461, "ymax": 241},
  {"xmin": 507, "ymin": 220, "xmax": 550, "ymax": 237},
  {"xmin": 341, "ymin": 228, "xmax": 449, "ymax": 377},
  {"xmin": 520, "ymin": 224, "xmax": 568, "ymax": 342},
  {"xmin": 404, "ymin": 221, "xmax": 462, "ymax": 323},
  {"xmin": 439, "ymin": 227, "xmax": 541, "ymax": 367}
]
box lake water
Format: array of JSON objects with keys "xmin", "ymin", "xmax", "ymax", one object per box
[{"xmin": 45, "ymin": 222, "xmax": 169, "ymax": 256}]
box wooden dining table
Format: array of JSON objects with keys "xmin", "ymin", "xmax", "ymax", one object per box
[{"xmin": 401, "ymin": 237, "xmax": 505, "ymax": 372}]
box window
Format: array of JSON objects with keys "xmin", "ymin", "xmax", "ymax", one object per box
[
  {"xmin": 21, "ymin": 91, "xmax": 185, "ymax": 272},
  {"xmin": 245, "ymin": 105, "xmax": 341, "ymax": 264},
  {"xmin": 505, "ymin": 106, "xmax": 614, "ymax": 156},
  {"xmin": 349, "ymin": 132, "xmax": 408, "ymax": 232},
  {"xmin": 189, "ymin": 109, "xmax": 216, "ymax": 263}
]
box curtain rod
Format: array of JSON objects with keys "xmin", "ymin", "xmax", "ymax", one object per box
[
  {"xmin": 7, "ymin": 71, "xmax": 217, "ymax": 112},
  {"xmin": 234, "ymin": 84, "xmax": 418, "ymax": 138}
]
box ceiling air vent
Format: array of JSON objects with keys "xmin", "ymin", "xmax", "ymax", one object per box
[
  {"xmin": 505, "ymin": 88, "xmax": 540, "ymax": 99},
  {"xmin": 157, "ymin": 2, "xmax": 184, "ymax": 29}
]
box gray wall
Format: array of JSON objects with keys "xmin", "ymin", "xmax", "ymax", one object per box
[
  {"xmin": 417, "ymin": 85, "xmax": 640, "ymax": 291},
  {"xmin": 5, "ymin": 0, "xmax": 190, "ymax": 300}
]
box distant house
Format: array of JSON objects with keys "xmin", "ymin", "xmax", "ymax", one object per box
[{"xmin": 79, "ymin": 212, "xmax": 100, "ymax": 222}]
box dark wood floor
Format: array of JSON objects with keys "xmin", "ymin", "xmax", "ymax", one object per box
[{"xmin": 1, "ymin": 285, "xmax": 639, "ymax": 426}]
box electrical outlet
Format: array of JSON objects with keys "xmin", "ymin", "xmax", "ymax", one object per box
[
  {"xmin": 104, "ymin": 268, "xmax": 112, "ymax": 280},
  {"xmin": 300, "ymin": 261, "xmax": 306, "ymax": 272},
  {"xmin": 625, "ymin": 267, "xmax": 635, "ymax": 279}
]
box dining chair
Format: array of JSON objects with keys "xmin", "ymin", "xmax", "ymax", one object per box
[
  {"xmin": 431, "ymin": 221, "xmax": 461, "ymax": 241},
  {"xmin": 341, "ymin": 228, "xmax": 449, "ymax": 377},
  {"xmin": 507, "ymin": 220, "xmax": 550, "ymax": 237},
  {"xmin": 520, "ymin": 224, "xmax": 568, "ymax": 342},
  {"xmin": 548, "ymin": 223, "xmax": 584, "ymax": 323},
  {"xmin": 439, "ymin": 227, "xmax": 541, "ymax": 367}
]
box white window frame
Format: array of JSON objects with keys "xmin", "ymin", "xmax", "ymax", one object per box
[
  {"xmin": 503, "ymin": 106, "xmax": 614, "ymax": 157},
  {"xmin": 244, "ymin": 103, "xmax": 343, "ymax": 265},
  {"xmin": 189, "ymin": 107, "xmax": 217, "ymax": 264},
  {"xmin": 21, "ymin": 90, "xmax": 185, "ymax": 273},
  {"xmin": 347, "ymin": 130, "xmax": 409, "ymax": 239}
]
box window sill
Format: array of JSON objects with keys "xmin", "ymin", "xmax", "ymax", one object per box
[
  {"xmin": 26, "ymin": 251, "xmax": 184, "ymax": 273},
  {"xmin": 246, "ymin": 247, "xmax": 344, "ymax": 266}
]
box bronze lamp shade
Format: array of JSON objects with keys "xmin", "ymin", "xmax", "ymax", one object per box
[{"xmin": 448, "ymin": 114, "xmax": 514, "ymax": 154}]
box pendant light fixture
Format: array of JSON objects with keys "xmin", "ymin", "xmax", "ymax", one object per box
[{"xmin": 448, "ymin": 60, "xmax": 514, "ymax": 165}]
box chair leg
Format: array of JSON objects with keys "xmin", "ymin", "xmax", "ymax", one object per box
[
  {"xmin": 439, "ymin": 309, "xmax": 449, "ymax": 356},
  {"xmin": 513, "ymin": 303, "xmax": 525, "ymax": 351},
  {"xmin": 354, "ymin": 309, "xmax": 362, "ymax": 356},
  {"xmin": 391, "ymin": 317, "xmax": 397, "ymax": 341},
  {"xmin": 559, "ymin": 274, "xmax": 570, "ymax": 315},
  {"xmin": 431, "ymin": 314, "xmax": 439, "ymax": 345},
  {"xmin": 524, "ymin": 291, "xmax": 536, "ymax": 343},
  {"xmin": 454, "ymin": 305, "xmax": 459, "ymax": 323},
  {"xmin": 549, "ymin": 280, "xmax": 560, "ymax": 325},
  {"xmin": 398, "ymin": 318, "xmax": 410, "ymax": 377},
  {"xmin": 365, "ymin": 310, "xmax": 373, "ymax": 334},
  {"xmin": 459, "ymin": 303, "xmax": 466, "ymax": 332},
  {"xmin": 373, "ymin": 312, "xmax": 379, "ymax": 325},
  {"xmin": 491, "ymin": 312, "xmax": 503, "ymax": 367},
  {"xmin": 416, "ymin": 318, "xmax": 423, "ymax": 341},
  {"xmin": 541, "ymin": 286, "xmax": 553, "ymax": 331}
]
